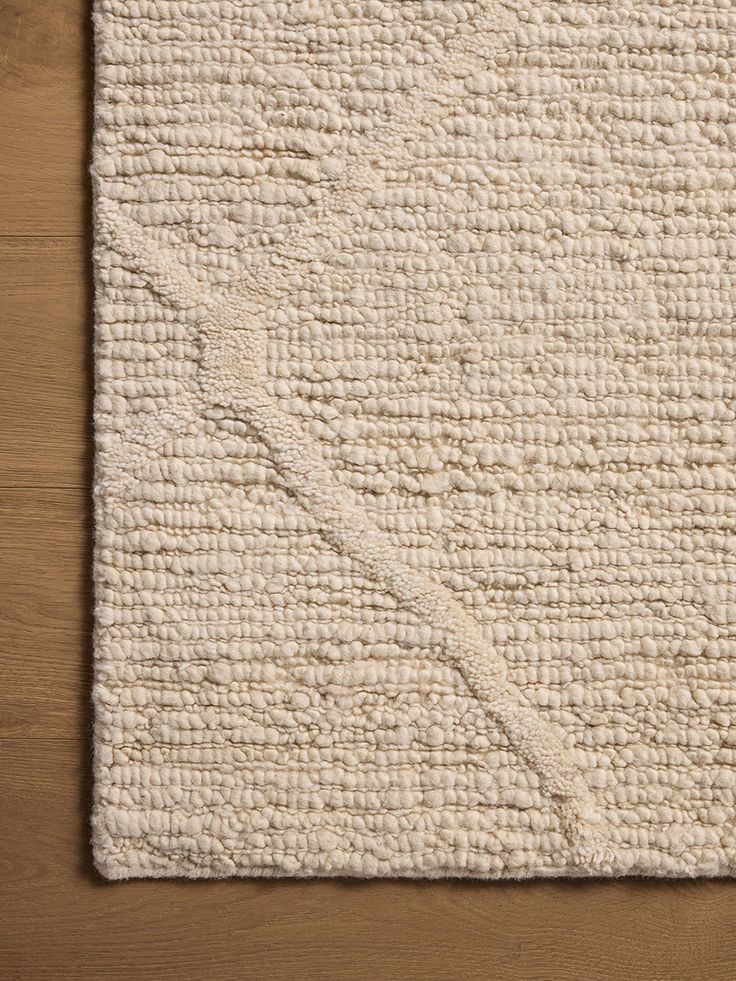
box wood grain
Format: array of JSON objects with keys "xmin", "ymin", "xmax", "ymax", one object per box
[{"xmin": 1, "ymin": 0, "xmax": 735, "ymax": 978}]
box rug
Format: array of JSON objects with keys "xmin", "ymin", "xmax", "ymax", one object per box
[{"xmin": 91, "ymin": 0, "xmax": 736, "ymax": 879}]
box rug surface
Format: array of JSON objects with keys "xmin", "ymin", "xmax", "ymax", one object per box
[{"xmin": 92, "ymin": 0, "xmax": 736, "ymax": 879}]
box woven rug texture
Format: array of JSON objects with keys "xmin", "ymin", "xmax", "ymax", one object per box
[{"xmin": 92, "ymin": 0, "xmax": 736, "ymax": 879}]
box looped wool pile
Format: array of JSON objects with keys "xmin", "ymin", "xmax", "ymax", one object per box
[{"xmin": 92, "ymin": 0, "xmax": 736, "ymax": 879}]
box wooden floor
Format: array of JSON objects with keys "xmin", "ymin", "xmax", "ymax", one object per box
[{"xmin": 1, "ymin": 1, "xmax": 735, "ymax": 978}]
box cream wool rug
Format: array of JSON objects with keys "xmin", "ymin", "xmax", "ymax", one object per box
[{"xmin": 92, "ymin": 0, "xmax": 736, "ymax": 880}]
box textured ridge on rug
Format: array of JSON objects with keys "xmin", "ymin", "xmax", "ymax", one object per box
[{"xmin": 92, "ymin": 0, "xmax": 736, "ymax": 879}]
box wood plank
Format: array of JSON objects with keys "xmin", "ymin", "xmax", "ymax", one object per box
[
  {"xmin": 0, "ymin": 488, "xmax": 90, "ymax": 739},
  {"xmin": 0, "ymin": 0, "xmax": 90, "ymax": 236},
  {"xmin": 0, "ymin": 237, "xmax": 90, "ymax": 486}
]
